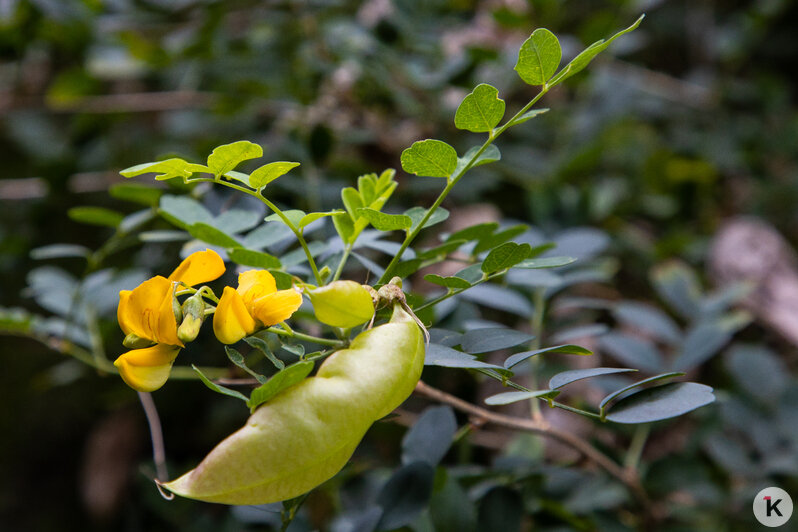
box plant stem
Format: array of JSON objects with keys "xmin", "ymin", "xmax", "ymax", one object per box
[
  {"xmin": 624, "ymin": 424, "xmax": 650, "ymax": 471},
  {"xmin": 266, "ymin": 326, "xmax": 346, "ymax": 347},
  {"xmin": 188, "ymin": 177, "xmax": 323, "ymax": 285},
  {"xmin": 331, "ymin": 243, "xmax": 353, "ymax": 282},
  {"xmin": 528, "ymin": 287, "xmax": 546, "ymax": 421},
  {"xmin": 377, "ymin": 87, "xmax": 550, "ymax": 284}
]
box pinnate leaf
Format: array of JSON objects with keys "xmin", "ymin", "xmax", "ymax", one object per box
[
  {"xmin": 401, "ymin": 139, "xmax": 458, "ymax": 178},
  {"xmin": 515, "ymin": 28, "xmax": 561, "ymax": 85},
  {"xmin": 454, "ymin": 84, "xmax": 505, "ymax": 133}
]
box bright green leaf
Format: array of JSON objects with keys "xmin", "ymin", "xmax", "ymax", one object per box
[
  {"xmin": 192, "ymin": 365, "xmax": 249, "ymax": 403},
  {"xmin": 482, "ymin": 242, "xmax": 532, "ymax": 273},
  {"xmin": 401, "ymin": 139, "xmax": 458, "ymax": 178},
  {"xmin": 249, "ymin": 161, "xmax": 300, "ymax": 188},
  {"xmin": 515, "ymin": 28, "xmax": 562, "ymax": 85},
  {"xmin": 206, "ymin": 140, "xmax": 263, "ymax": 177},
  {"xmin": 298, "ymin": 211, "xmax": 342, "ymax": 229},
  {"xmin": 225, "ymin": 346, "xmax": 268, "ymax": 384},
  {"xmin": 120, "ymin": 158, "xmax": 207, "ymax": 181},
  {"xmin": 264, "ymin": 209, "xmax": 306, "ymax": 229},
  {"xmin": 508, "ymin": 108, "xmax": 549, "ymax": 127},
  {"xmin": 454, "ymin": 84, "xmax": 505, "ymax": 133}
]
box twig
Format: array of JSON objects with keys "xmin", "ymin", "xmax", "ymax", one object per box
[
  {"xmin": 413, "ymin": 380, "xmax": 651, "ymax": 510},
  {"xmin": 137, "ymin": 392, "xmax": 171, "ymax": 490}
]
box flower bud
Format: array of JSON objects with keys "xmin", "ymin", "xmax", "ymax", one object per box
[
  {"xmin": 123, "ymin": 333, "xmax": 154, "ymax": 349},
  {"xmin": 177, "ymin": 292, "xmax": 206, "ymax": 343}
]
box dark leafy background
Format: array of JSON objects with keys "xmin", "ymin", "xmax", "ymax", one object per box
[{"xmin": 2, "ymin": 0, "xmax": 797, "ymax": 530}]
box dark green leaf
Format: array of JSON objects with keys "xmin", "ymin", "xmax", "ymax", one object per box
[
  {"xmin": 504, "ymin": 344, "xmax": 593, "ymax": 369},
  {"xmin": 244, "ymin": 335, "xmax": 284, "ymax": 370},
  {"xmin": 425, "ymin": 344, "xmax": 512, "ymax": 376},
  {"xmin": 429, "ymin": 471, "xmax": 477, "ymax": 532},
  {"xmin": 405, "ymin": 206, "xmax": 450, "ymax": 233},
  {"xmin": 482, "ymin": 242, "xmax": 532, "ymax": 273},
  {"xmin": 651, "ymin": 260, "xmax": 702, "ymax": 320},
  {"xmin": 401, "ymin": 406, "xmax": 457, "ymax": 466},
  {"xmin": 473, "ymin": 224, "xmax": 527, "ymax": 254},
  {"xmin": 612, "ymin": 302, "xmax": 681, "ymax": 345},
  {"xmin": 228, "ymin": 248, "xmax": 281, "ymax": 269},
  {"xmin": 356, "ymin": 208, "xmax": 412, "ymax": 231},
  {"xmin": 508, "ymin": 108, "xmax": 549, "ymax": 127},
  {"xmin": 549, "ymin": 367, "xmax": 637, "ymax": 390},
  {"xmin": 192, "ymin": 365, "xmax": 249, "ymax": 402},
  {"xmin": 515, "ymin": 28, "xmax": 561, "ymax": 85},
  {"xmin": 514, "ymin": 256, "xmax": 576, "ymax": 269},
  {"xmin": 424, "ymin": 274, "xmax": 471, "ymax": 289},
  {"xmin": 247, "ymin": 361, "xmax": 314, "ymax": 411},
  {"xmin": 459, "ymin": 284, "xmax": 533, "ymax": 317},
  {"xmin": 485, "ymin": 389, "xmax": 560, "ymax": 405},
  {"xmin": 187, "ymin": 222, "xmax": 241, "ymax": 248},
  {"xmin": 600, "ymin": 372, "xmax": 686, "ymax": 410},
  {"xmin": 109, "ymin": 183, "xmax": 163, "ymax": 206},
  {"xmin": 447, "ymin": 222, "xmax": 499, "ymax": 243},
  {"xmin": 248, "ymin": 161, "xmax": 300, "ymax": 188},
  {"xmin": 605, "ymin": 382, "xmax": 714, "ymax": 424},
  {"xmin": 392, "ymin": 259, "xmax": 424, "ymax": 279},
  {"xmin": 401, "ymin": 139, "xmax": 458, "ymax": 178},
  {"xmin": 453, "ymin": 264, "xmax": 484, "ymax": 284},
  {"xmin": 460, "ymin": 328, "xmax": 533, "ymax": 354},
  {"xmin": 68, "ymin": 206, "xmax": 124, "ymax": 228},
  {"xmin": 159, "ymin": 195, "xmax": 213, "ymax": 229},
  {"xmin": 454, "ymin": 83, "xmax": 505, "ymax": 133},
  {"xmin": 376, "ymin": 462, "xmax": 435, "ymax": 530},
  {"xmin": 225, "ymin": 346, "xmax": 267, "ymax": 384},
  {"xmin": 672, "ymin": 319, "xmax": 738, "ymax": 371},
  {"xmin": 478, "ymin": 488, "xmax": 523, "ymax": 532},
  {"xmin": 417, "ymin": 240, "xmax": 465, "ymax": 260},
  {"xmin": 599, "ymin": 332, "xmax": 665, "ymax": 373}
]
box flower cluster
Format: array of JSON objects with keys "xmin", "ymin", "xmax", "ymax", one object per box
[{"xmin": 114, "ymin": 249, "xmax": 302, "ymax": 392}]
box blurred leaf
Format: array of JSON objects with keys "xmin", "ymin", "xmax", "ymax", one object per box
[
  {"xmin": 401, "ymin": 406, "xmax": 457, "ymax": 466},
  {"xmin": 248, "ymin": 161, "xmax": 300, "ymax": 188},
  {"xmin": 248, "ymin": 361, "xmax": 314, "ymax": 411},
  {"xmin": 356, "ymin": 208, "xmax": 412, "ymax": 231},
  {"xmin": 376, "ymin": 462, "xmax": 435, "ymax": 530},
  {"xmin": 651, "ymin": 261, "xmax": 702, "ymax": 320},
  {"xmin": 454, "ymin": 83, "xmax": 505, "ymax": 132},
  {"xmin": 605, "ymin": 382, "xmax": 714, "ymax": 424},
  {"xmin": 515, "ymin": 28, "xmax": 561, "ymax": 85},
  {"xmin": 551, "ymin": 323, "xmax": 609, "ymax": 343},
  {"xmin": 109, "ymin": 183, "xmax": 163, "ymax": 206},
  {"xmin": 504, "ymin": 344, "xmax": 592, "ymax": 369},
  {"xmin": 485, "ymin": 389, "xmax": 560, "ymax": 405},
  {"xmin": 478, "ymin": 488, "xmax": 523, "ymax": 532},
  {"xmin": 613, "ymin": 302, "xmax": 682, "ymax": 345},
  {"xmin": 514, "ymin": 256, "xmax": 576, "ymax": 269},
  {"xmin": 473, "ymin": 224, "xmax": 527, "ymax": 254},
  {"xmin": 460, "ymin": 328, "xmax": 533, "ymax": 354},
  {"xmin": 30, "ymin": 244, "xmax": 90, "ymax": 260},
  {"xmin": 549, "ymin": 367, "xmax": 637, "ymax": 390},
  {"xmin": 67, "ymin": 206, "xmax": 123, "ymax": 228},
  {"xmin": 507, "ymin": 108, "xmax": 549, "ymax": 127},
  {"xmin": 228, "ymin": 248, "xmax": 281, "ymax": 269},
  {"xmin": 417, "ymin": 240, "xmax": 464, "ymax": 260},
  {"xmin": 725, "ymin": 345, "xmax": 789, "ymax": 403},
  {"xmin": 264, "ymin": 209, "xmax": 306, "ymax": 229},
  {"xmin": 187, "ymin": 223, "xmax": 241, "ymax": 248},
  {"xmin": 459, "ymin": 284, "xmax": 533, "ymax": 317},
  {"xmin": 453, "ymin": 264, "xmax": 484, "ymax": 284},
  {"xmin": 159, "ymin": 195, "xmax": 213, "ymax": 229},
  {"xmin": 244, "ymin": 335, "xmax": 284, "ymax": 370},
  {"xmin": 207, "ymin": 140, "xmax": 262, "ymax": 177},
  {"xmin": 599, "ymin": 332, "xmax": 665, "ymax": 373},
  {"xmin": 401, "ymin": 139, "xmax": 458, "ymax": 178},
  {"xmin": 429, "ymin": 471, "xmax": 477, "ymax": 532},
  {"xmin": 672, "ymin": 320, "xmax": 735, "ymax": 371},
  {"xmin": 214, "ymin": 209, "xmax": 262, "ymax": 234}
]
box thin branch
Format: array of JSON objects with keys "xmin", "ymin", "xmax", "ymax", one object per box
[
  {"xmin": 413, "ymin": 380, "xmax": 651, "ymax": 508},
  {"xmin": 137, "ymin": 392, "xmax": 171, "ymax": 492}
]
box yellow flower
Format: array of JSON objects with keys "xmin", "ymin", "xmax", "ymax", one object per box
[
  {"xmin": 117, "ymin": 249, "xmax": 225, "ymax": 347},
  {"xmin": 213, "ymin": 270, "xmax": 303, "ymax": 344},
  {"xmin": 114, "ymin": 344, "xmax": 181, "ymax": 392},
  {"xmin": 114, "ymin": 249, "xmax": 225, "ymax": 392}
]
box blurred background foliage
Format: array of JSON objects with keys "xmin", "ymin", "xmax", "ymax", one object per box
[{"xmin": 2, "ymin": 0, "xmax": 798, "ymax": 530}]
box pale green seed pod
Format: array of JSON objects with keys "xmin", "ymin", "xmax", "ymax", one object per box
[
  {"xmin": 307, "ymin": 280, "xmax": 375, "ymax": 329},
  {"xmin": 162, "ymin": 303, "xmax": 424, "ymax": 505},
  {"xmin": 122, "ymin": 333, "xmax": 154, "ymax": 349},
  {"xmin": 177, "ymin": 292, "xmax": 206, "ymax": 343}
]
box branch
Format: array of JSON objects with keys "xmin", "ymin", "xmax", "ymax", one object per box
[{"xmin": 413, "ymin": 380, "xmax": 651, "ymax": 509}]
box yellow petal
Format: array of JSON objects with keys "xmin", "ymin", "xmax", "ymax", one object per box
[
  {"xmin": 214, "ymin": 286, "xmax": 257, "ymax": 344},
  {"xmin": 168, "ymin": 249, "xmax": 226, "ymax": 287},
  {"xmin": 252, "ymin": 289, "xmax": 303, "ymax": 327},
  {"xmin": 236, "ymin": 270, "xmax": 277, "ymax": 310},
  {"xmin": 114, "ymin": 344, "xmax": 180, "ymax": 392},
  {"xmin": 121, "ymin": 276, "xmax": 171, "ymax": 342},
  {"xmin": 156, "ymin": 284, "xmax": 184, "ymax": 347}
]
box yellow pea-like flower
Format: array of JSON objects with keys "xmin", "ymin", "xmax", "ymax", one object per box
[
  {"xmin": 213, "ymin": 270, "xmax": 302, "ymax": 344},
  {"xmin": 113, "ymin": 344, "xmax": 181, "ymax": 392}
]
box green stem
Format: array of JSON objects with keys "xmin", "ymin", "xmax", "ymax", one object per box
[
  {"xmin": 528, "ymin": 287, "xmax": 546, "ymax": 420},
  {"xmin": 624, "ymin": 424, "xmax": 650, "ymax": 470},
  {"xmin": 265, "ymin": 326, "xmax": 346, "ymax": 347},
  {"xmin": 377, "ymin": 87, "xmax": 550, "ymax": 284},
  {"xmin": 188, "ymin": 177, "xmax": 323, "ymax": 285},
  {"xmin": 331, "ymin": 243, "xmax": 353, "ymax": 283}
]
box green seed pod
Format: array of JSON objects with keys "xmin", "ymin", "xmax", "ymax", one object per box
[
  {"xmin": 162, "ymin": 303, "xmax": 424, "ymax": 505},
  {"xmin": 307, "ymin": 280, "xmax": 375, "ymax": 329},
  {"xmin": 177, "ymin": 292, "xmax": 206, "ymax": 343}
]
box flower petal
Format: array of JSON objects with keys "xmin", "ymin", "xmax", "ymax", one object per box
[
  {"xmin": 114, "ymin": 344, "xmax": 180, "ymax": 392},
  {"xmin": 213, "ymin": 286, "xmax": 257, "ymax": 344},
  {"xmin": 236, "ymin": 270, "xmax": 277, "ymax": 310},
  {"xmin": 156, "ymin": 283, "xmax": 184, "ymax": 347},
  {"xmin": 121, "ymin": 276, "xmax": 171, "ymax": 342},
  {"xmin": 168, "ymin": 249, "xmax": 226, "ymax": 287},
  {"xmin": 252, "ymin": 288, "xmax": 303, "ymax": 326}
]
